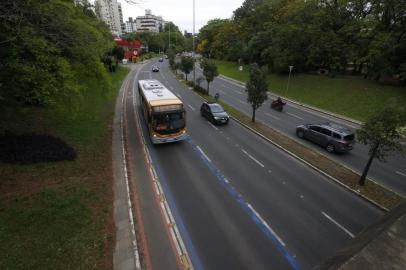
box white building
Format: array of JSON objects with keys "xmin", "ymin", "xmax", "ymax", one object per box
[
  {"xmin": 135, "ymin": 9, "xmax": 166, "ymax": 33},
  {"xmin": 95, "ymin": 0, "xmax": 123, "ymax": 37},
  {"xmin": 125, "ymin": 17, "xmax": 137, "ymax": 33}
]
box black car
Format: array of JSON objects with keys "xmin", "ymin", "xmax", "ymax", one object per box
[
  {"xmin": 152, "ymin": 66, "xmax": 159, "ymax": 72},
  {"xmin": 296, "ymin": 122, "xmax": 355, "ymax": 153},
  {"xmin": 200, "ymin": 102, "xmax": 229, "ymax": 124}
]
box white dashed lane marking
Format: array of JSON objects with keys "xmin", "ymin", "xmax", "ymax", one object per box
[
  {"xmin": 322, "ymin": 212, "xmax": 354, "ymax": 238},
  {"xmin": 396, "ymin": 171, "xmax": 406, "ymax": 177},
  {"xmin": 286, "ymin": 112, "xmax": 304, "ymax": 120},
  {"xmin": 265, "ymin": 112, "xmax": 281, "ymax": 121},
  {"xmin": 241, "ymin": 149, "xmax": 265, "ymax": 168}
]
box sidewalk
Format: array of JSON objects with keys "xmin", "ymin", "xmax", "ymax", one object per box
[{"xmin": 112, "ymin": 65, "xmax": 141, "ymax": 270}]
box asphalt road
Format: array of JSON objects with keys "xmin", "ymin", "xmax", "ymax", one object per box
[
  {"xmin": 190, "ymin": 65, "xmax": 406, "ymax": 196},
  {"xmin": 129, "ymin": 60, "xmax": 383, "ymax": 270}
]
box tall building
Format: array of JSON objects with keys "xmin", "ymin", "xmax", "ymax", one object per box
[
  {"xmin": 118, "ymin": 3, "xmax": 126, "ymax": 34},
  {"xmin": 95, "ymin": 0, "xmax": 123, "ymax": 37},
  {"xmin": 125, "ymin": 17, "xmax": 137, "ymax": 33},
  {"xmin": 135, "ymin": 9, "xmax": 166, "ymax": 33}
]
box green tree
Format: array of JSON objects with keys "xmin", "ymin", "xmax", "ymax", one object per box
[
  {"xmin": 111, "ymin": 45, "xmax": 125, "ymax": 66},
  {"xmin": 0, "ymin": 0, "xmax": 112, "ymax": 108},
  {"xmin": 180, "ymin": 57, "xmax": 194, "ymax": 81},
  {"xmin": 245, "ymin": 63, "xmax": 268, "ymax": 122},
  {"xmin": 357, "ymin": 106, "xmax": 406, "ymax": 185},
  {"xmin": 200, "ymin": 59, "xmax": 219, "ymax": 95},
  {"xmin": 197, "ymin": 19, "xmax": 229, "ymax": 57}
]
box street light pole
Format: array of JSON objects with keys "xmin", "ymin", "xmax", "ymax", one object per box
[
  {"xmin": 192, "ymin": 0, "xmax": 196, "ymax": 85},
  {"xmin": 286, "ymin": 65, "xmax": 294, "ymax": 96},
  {"xmin": 169, "ymin": 22, "xmax": 171, "ymax": 51}
]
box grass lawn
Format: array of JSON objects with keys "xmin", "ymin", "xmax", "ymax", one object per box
[
  {"xmin": 0, "ymin": 66, "xmax": 129, "ymax": 269},
  {"xmin": 214, "ymin": 60, "xmax": 406, "ymax": 121}
]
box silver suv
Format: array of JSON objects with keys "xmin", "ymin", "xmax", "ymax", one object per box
[{"xmin": 296, "ymin": 123, "xmax": 355, "ymax": 153}]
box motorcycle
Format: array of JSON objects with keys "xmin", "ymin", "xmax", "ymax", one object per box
[{"xmin": 270, "ymin": 98, "xmax": 286, "ymax": 112}]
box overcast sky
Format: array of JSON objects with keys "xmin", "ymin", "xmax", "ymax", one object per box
[{"xmin": 118, "ymin": 0, "xmax": 245, "ymax": 33}]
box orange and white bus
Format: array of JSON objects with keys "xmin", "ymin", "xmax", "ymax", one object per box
[{"xmin": 137, "ymin": 79, "xmax": 188, "ymax": 144}]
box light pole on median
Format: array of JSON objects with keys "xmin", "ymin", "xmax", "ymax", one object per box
[
  {"xmin": 192, "ymin": 0, "xmax": 196, "ymax": 85},
  {"xmin": 285, "ymin": 65, "xmax": 294, "ymax": 96}
]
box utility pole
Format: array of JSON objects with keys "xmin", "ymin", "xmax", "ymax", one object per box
[
  {"xmin": 286, "ymin": 65, "xmax": 294, "ymax": 96},
  {"xmin": 192, "ymin": 0, "xmax": 196, "ymax": 85}
]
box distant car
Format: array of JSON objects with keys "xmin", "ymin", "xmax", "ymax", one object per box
[
  {"xmin": 164, "ymin": 55, "xmax": 168, "ymax": 59},
  {"xmin": 152, "ymin": 66, "xmax": 159, "ymax": 72},
  {"xmin": 296, "ymin": 122, "xmax": 355, "ymax": 153},
  {"xmin": 159, "ymin": 57, "xmax": 163, "ymax": 62},
  {"xmin": 200, "ymin": 102, "xmax": 229, "ymax": 125}
]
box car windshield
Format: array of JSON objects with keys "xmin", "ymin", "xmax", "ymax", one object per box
[
  {"xmin": 152, "ymin": 111, "xmax": 185, "ymax": 133},
  {"xmin": 210, "ymin": 104, "xmax": 224, "ymax": 113}
]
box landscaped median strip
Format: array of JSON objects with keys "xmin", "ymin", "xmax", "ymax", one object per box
[{"xmin": 174, "ymin": 75, "xmax": 405, "ymax": 211}]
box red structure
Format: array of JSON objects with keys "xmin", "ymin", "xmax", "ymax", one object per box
[{"xmin": 114, "ymin": 38, "xmax": 142, "ymax": 63}]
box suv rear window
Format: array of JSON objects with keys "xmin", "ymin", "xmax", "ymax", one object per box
[{"xmin": 344, "ymin": 134, "xmax": 355, "ymax": 141}]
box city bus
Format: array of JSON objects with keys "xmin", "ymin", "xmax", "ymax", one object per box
[{"xmin": 137, "ymin": 79, "xmax": 188, "ymax": 144}]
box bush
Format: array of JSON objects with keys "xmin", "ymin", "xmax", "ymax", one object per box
[{"xmin": 194, "ymin": 84, "xmax": 208, "ymax": 95}]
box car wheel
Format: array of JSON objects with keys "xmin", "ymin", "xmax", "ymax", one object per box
[
  {"xmin": 326, "ymin": 144, "xmax": 335, "ymax": 153},
  {"xmin": 297, "ymin": 130, "xmax": 304, "ymax": 138}
]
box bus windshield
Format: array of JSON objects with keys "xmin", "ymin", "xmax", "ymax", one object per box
[{"xmin": 152, "ymin": 111, "xmax": 185, "ymax": 134}]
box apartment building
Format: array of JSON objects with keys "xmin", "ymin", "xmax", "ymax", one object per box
[
  {"xmin": 95, "ymin": 0, "xmax": 124, "ymax": 37},
  {"xmin": 135, "ymin": 9, "xmax": 166, "ymax": 32}
]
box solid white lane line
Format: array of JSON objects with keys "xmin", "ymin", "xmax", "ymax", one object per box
[
  {"xmin": 241, "ymin": 149, "xmax": 265, "ymax": 168},
  {"xmin": 396, "ymin": 171, "xmax": 406, "ymax": 177},
  {"xmin": 196, "ymin": 146, "xmax": 211, "ymax": 163},
  {"xmin": 286, "ymin": 112, "xmax": 304, "ymax": 120},
  {"xmin": 265, "ymin": 112, "xmax": 281, "ymax": 121},
  {"xmin": 187, "ymin": 104, "xmax": 195, "ymax": 111},
  {"xmin": 322, "ymin": 212, "xmax": 355, "ymax": 238},
  {"xmin": 238, "ymin": 100, "xmax": 247, "ymax": 105},
  {"xmin": 209, "ymin": 122, "xmax": 219, "ymax": 131},
  {"xmin": 247, "ymin": 204, "xmax": 286, "ymax": 247}
]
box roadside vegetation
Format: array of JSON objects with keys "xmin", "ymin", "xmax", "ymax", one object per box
[
  {"xmin": 0, "ymin": 1, "xmax": 129, "ymax": 269},
  {"xmin": 123, "ymin": 22, "xmax": 193, "ymax": 54}
]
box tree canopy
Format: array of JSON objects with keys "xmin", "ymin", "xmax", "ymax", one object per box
[
  {"xmin": 357, "ymin": 106, "xmax": 406, "ymax": 185},
  {"xmin": 197, "ymin": 0, "xmax": 406, "ymax": 81},
  {"xmin": 246, "ymin": 63, "xmax": 268, "ymax": 122},
  {"xmin": 200, "ymin": 59, "xmax": 219, "ymax": 94},
  {"xmin": 180, "ymin": 57, "xmax": 194, "ymax": 81},
  {"xmin": 0, "ymin": 0, "xmax": 113, "ymax": 108}
]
